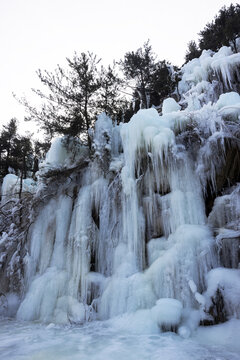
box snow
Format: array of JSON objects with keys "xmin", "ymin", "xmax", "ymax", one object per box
[
  {"xmin": 151, "ymin": 298, "xmax": 183, "ymax": 328},
  {"xmin": 179, "ymin": 44, "xmax": 240, "ymax": 112},
  {"xmin": 1, "ymin": 320, "xmax": 240, "ymax": 360},
  {"xmin": 162, "ymin": 97, "xmax": 181, "ymax": 114},
  {"xmin": 42, "ymin": 136, "xmax": 88, "ymax": 169},
  {"xmin": 44, "ymin": 137, "xmax": 69, "ymax": 165},
  {"xmin": 1, "ymin": 174, "xmax": 36, "ymax": 204},
  {"xmin": 106, "ymin": 298, "xmax": 183, "ymax": 334},
  {"xmin": 215, "ymin": 92, "xmax": 240, "ymax": 109},
  {"xmin": 214, "ymin": 91, "xmax": 240, "ymax": 119},
  {"xmin": 1, "ymin": 174, "xmax": 19, "ymax": 199},
  {"xmin": 178, "ymin": 50, "xmax": 214, "ymax": 94},
  {"xmin": 193, "ymin": 318, "xmax": 240, "ymax": 353},
  {"xmin": 204, "ymin": 268, "xmax": 240, "ymax": 318}
]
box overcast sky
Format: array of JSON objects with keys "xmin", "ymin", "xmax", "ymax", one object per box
[{"xmin": 0, "ymin": 0, "xmax": 236, "ymax": 134}]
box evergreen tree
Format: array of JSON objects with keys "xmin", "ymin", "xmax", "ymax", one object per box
[
  {"xmin": 199, "ymin": 4, "xmax": 240, "ymax": 52},
  {"xmin": 185, "ymin": 41, "xmax": 201, "ymax": 62},
  {"xmin": 15, "ymin": 136, "xmax": 33, "ymax": 178},
  {"xmin": 0, "ymin": 119, "xmax": 18, "ymax": 179},
  {"xmin": 96, "ymin": 64, "xmax": 126, "ymax": 120},
  {"xmin": 120, "ymin": 41, "xmax": 156, "ymax": 109},
  {"xmin": 13, "ymin": 135, "xmax": 33, "ymax": 198},
  {"xmin": 21, "ymin": 52, "xmax": 101, "ymax": 147},
  {"xmin": 32, "ymin": 140, "xmax": 50, "ymax": 178},
  {"xmin": 120, "ymin": 41, "xmax": 176, "ymax": 110},
  {"xmin": 0, "ymin": 120, "xmax": 35, "ymax": 185},
  {"xmin": 221, "ymin": 4, "xmax": 240, "ymax": 52},
  {"xmin": 149, "ymin": 60, "xmax": 177, "ymax": 107}
]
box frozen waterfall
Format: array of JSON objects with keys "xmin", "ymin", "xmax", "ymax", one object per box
[
  {"xmin": 1, "ymin": 43, "xmax": 240, "ymax": 341},
  {"xmin": 15, "ymin": 105, "xmax": 217, "ymax": 334}
]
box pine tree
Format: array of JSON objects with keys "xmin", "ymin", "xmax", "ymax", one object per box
[
  {"xmin": 0, "ymin": 119, "xmax": 18, "ymax": 179},
  {"xmin": 120, "ymin": 41, "xmax": 156, "ymax": 109},
  {"xmin": 20, "ymin": 52, "xmax": 101, "ymax": 147},
  {"xmin": 185, "ymin": 41, "xmax": 201, "ymax": 62},
  {"xmin": 149, "ymin": 60, "xmax": 177, "ymax": 106},
  {"xmin": 32, "ymin": 140, "xmax": 50, "ymax": 178},
  {"xmin": 120, "ymin": 41, "xmax": 176, "ymax": 110},
  {"xmin": 0, "ymin": 119, "xmax": 36, "ymax": 185},
  {"xmin": 199, "ymin": 4, "xmax": 240, "ymax": 52},
  {"xmin": 96, "ymin": 64, "xmax": 125, "ymax": 119},
  {"xmin": 13, "ymin": 135, "xmax": 33, "ymax": 198}
]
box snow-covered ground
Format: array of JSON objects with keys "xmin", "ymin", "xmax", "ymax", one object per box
[{"xmin": 0, "ymin": 319, "xmax": 240, "ymax": 360}]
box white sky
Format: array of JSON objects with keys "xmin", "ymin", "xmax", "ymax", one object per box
[{"xmin": 0, "ymin": 0, "xmax": 236, "ymax": 134}]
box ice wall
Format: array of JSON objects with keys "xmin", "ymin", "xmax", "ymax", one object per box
[
  {"xmin": 16, "ymin": 106, "xmax": 217, "ymax": 333},
  {"xmin": 3, "ymin": 43, "xmax": 240, "ymax": 334}
]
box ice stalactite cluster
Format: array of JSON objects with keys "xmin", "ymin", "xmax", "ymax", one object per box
[
  {"xmin": 1, "ymin": 43, "xmax": 240, "ymax": 336},
  {"xmin": 17, "ymin": 106, "xmax": 217, "ymax": 333}
]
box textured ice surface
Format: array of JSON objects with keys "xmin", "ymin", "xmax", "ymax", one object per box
[
  {"xmin": 179, "ymin": 45, "xmax": 240, "ymax": 94},
  {"xmin": 0, "ymin": 320, "xmax": 240, "ymax": 360},
  {"xmin": 16, "ymin": 106, "xmax": 216, "ymax": 326}
]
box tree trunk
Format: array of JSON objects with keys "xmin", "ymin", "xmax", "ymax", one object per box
[
  {"xmin": 140, "ymin": 72, "xmax": 148, "ymax": 109},
  {"xmin": 233, "ymin": 38, "xmax": 237, "ymax": 53},
  {"xmin": 84, "ymin": 96, "xmax": 91, "ymax": 150}
]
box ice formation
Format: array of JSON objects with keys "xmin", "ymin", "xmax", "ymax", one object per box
[
  {"xmin": 1, "ymin": 174, "xmax": 36, "ymax": 204},
  {"xmin": 1, "ymin": 43, "xmax": 240, "ymax": 339}
]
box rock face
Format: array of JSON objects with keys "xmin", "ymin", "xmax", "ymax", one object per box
[{"xmin": 0, "ymin": 44, "xmax": 240, "ymax": 334}]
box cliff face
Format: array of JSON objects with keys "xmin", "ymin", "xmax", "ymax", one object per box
[{"xmin": 0, "ymin": 44, "xmax": 240, "ymax": 335}]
